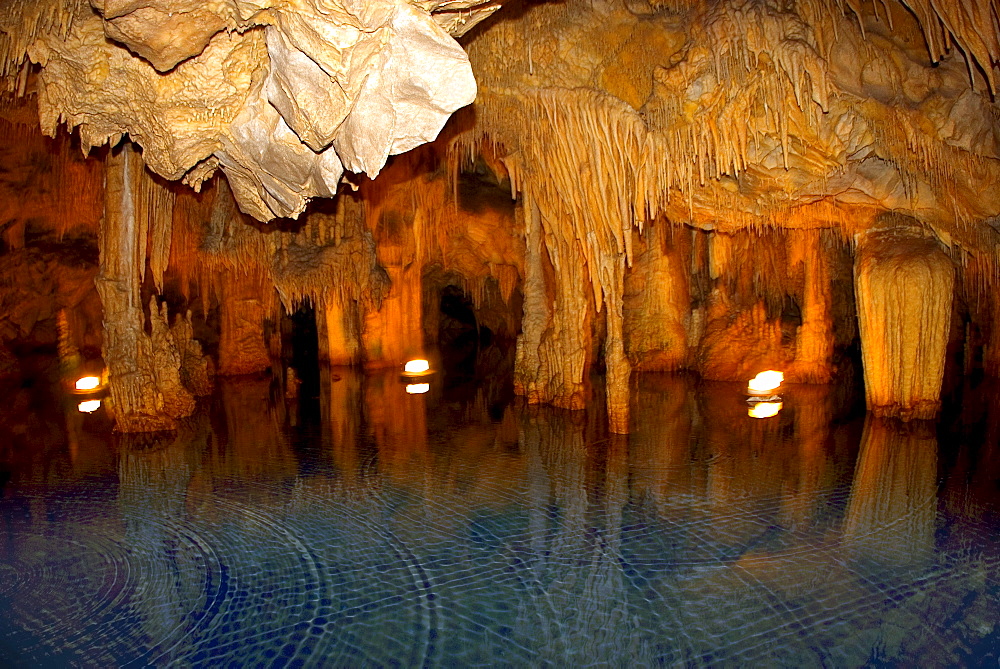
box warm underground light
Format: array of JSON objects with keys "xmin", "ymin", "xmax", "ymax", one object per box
[
  {"xmin": 406, "ymin": 383, "xmax": 430, "ymax": 394},
  {"xmin": 78, "ymin": 399, "xmax": 102, "ymax": 413},
  {"xmin": 404, "ymin": 359, "xmax": 431, "ymax": 374},
  {"xmin": 748, "ymin": 402, "xmax": 782, "ymax": 419},
  {"xmin": 75, "ymin": 376, "xmax": 101, "ymax": 391},
  {"xmin": 748, "ymin": 370, "xmax": 784, "ymax": 394}
]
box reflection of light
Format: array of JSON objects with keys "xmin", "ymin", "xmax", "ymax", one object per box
[
  {"xmin": 748, "ymin": 402, "xmax": 782, "ymax": 418},
  {"xmin": 748, "ymin": 370, "xmax": 783, "ymax": 394},
  {"xmin": 404, "ymin": 359, "xmax": 430, "ymax": 375},
  {"xmin": 406, "ymin": 383, "xmax": 430, "ymax": 395},
  {"xmin": 78, "ymin": 399, "xmax": 102, "ymax": 413},
  {"xmin": 75, "ymin": 376, "xmax": 101, "ymax": 391}
]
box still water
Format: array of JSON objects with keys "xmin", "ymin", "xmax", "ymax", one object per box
[{"xmin": 1, "ymin": 355, "xmax": 999, "ymax": 667}]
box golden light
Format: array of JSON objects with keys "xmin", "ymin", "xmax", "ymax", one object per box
[
  {"xmin": 748, "ymin": 370, "xmax": 783, "ymax": 394},
  {"xmin": 406, "ymin": 383, "xmax": 430, "ymax": 394},
  {"xmin": 77, "ymin": 399, "xmax": 102, "ymax": 413},
  {"xmin": 404, "ymin": 359, "xmax": 431, "ymax": 375},
  {"xmin": 748, "ymin": 401, "xmax": 782, "ymax": 419},
  {"xmin": 75, "ymin": 376, "xmax": 102, "ymax": 391}
]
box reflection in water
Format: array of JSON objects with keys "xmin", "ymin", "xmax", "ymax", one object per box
[
  {"xmin": 1, "ymin": 363, "xmax": 999, "ymax": 665},
  {"xmin": 843, "ymin": 417, "xmax": 937, "ymax": 571}
]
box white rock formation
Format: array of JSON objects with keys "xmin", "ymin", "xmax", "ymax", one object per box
[{"xmin": 5, "ymin": 0, "xmax": 497, "ymax": 220}]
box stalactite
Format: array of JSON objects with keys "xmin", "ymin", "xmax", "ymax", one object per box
[
  {"xmin": 855, "ymin": 224, "xmax": 955, "ymax": 420},
  {"xmin": 0, "ymin": 0, "xmax": 84, "ymax": 80},
  {"xmin": 892, "ymin": 0, "xmax": 1000, "ymax": 94},
  {"xmin": 138, "ymin": 170, "xmax": 175, "ymax": 294}
]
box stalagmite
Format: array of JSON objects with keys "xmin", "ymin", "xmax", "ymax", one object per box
[{"xmin": 855, "ymin": 225, "xmax": 954, "ymax": 420}]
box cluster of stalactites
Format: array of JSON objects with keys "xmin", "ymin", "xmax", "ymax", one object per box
[
  {"xmin": 459, "ymin": 0, "xmax": 1000, "ymax": 272},
  {"xmin": 175, "ymin": 176, "xmax": 390, "ymax": 319}
]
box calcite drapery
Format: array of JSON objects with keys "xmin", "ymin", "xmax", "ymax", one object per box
[{"xmin": 855, "ymin": 225, "xmax": 955, "ymax": 420}]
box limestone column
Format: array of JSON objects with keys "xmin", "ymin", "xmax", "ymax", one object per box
[
  {"xmin": 217, "ymin": 269, "xmax": 272, "ymax": 375},
  {"xmin": 602, "ymin": 254, "xmax": 631, "ymax": 434},
  {"xmin": 319, "ymin": 298, "xmax": 361, "ymax": 366},
  {"xmin": 790, "ymin": 229, "xmax": 834, "ymax": 383},
  {"xmin": 361, "ymin": 263, "xmax": 423, "ymax": 367},
  {"xmin": 983, "ymin": 292, "xmax": 1000, "ymax": 377},
  {"xmin": 855, "ymin": 227, "xmax": 954, "ymax": 420},
  {"xmin": 361, "ymin": 202, "xmax": 424, "ymax": 368},
  {"xmin": 96, "ymin": 142, "xmax": 194, "ymax": 431},
  {"xmin": 514, "ymin": 199, "xmax": 593, "ymax": 411},
  {"xmin": 623, "ymin": 222, "xmax": 690, "ymax": 372}
]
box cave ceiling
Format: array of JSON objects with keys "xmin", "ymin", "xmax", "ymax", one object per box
[{"xmin": 0, "ymin": 0, "xmax": 998, "ymax": 252}]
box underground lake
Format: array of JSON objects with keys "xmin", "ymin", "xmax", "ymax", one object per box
[{"xmin": 2, "ymin": 351, "xmax": 999, "ymax": 667}]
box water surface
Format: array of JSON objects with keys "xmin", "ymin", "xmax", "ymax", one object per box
[{"xmin": 2, "ymin": 359, "xmax": 999, "ymax": 666}]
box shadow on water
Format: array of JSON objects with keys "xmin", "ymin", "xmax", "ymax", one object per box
[{"xmin": 1, "ymin": 352, "xmax": 999, "ymax": 666}]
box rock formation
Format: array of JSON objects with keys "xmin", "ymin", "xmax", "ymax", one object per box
[{"xmin": 2, "ymin": 0, "xmax": 1000, "ymax": 431}]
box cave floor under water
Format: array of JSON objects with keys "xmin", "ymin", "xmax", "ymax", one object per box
[{"xmin": 2, "ymin": 356, "xmax": 1000, "ymax": 667}]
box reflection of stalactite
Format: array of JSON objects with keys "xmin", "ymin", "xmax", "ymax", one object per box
[
  {"xmin": 628, "ymin": 375, "xmax": 698, "ymax": 518},
  {"xmin": 321, "ymin": 367, "xmax": 362, "ymax": 483},
  {"xmin": 778, "ymin": 384, "xmax": 835, "ymax": 530},
  {"xmin": 212, "ymin": 377, "xmax": 298, "ymax": 483},
  {"xmin": 364, "ymin": 371, "xmax": 428, "ymax": 481},
  {"xmin": 842, "ymin": 416, "xmax": 938, "ymax": 571},
  {"xmin": 514, "ymin": 405, "xmax": 646, "ymax": 663},
  {"xmin": 117, "ymin": 427, "xmax": 200, "ymax": 658}
]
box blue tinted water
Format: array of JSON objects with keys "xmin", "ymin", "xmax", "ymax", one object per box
[{"xmin": 1, "ymin": 360, "xmax": 999, "ymax": 667}]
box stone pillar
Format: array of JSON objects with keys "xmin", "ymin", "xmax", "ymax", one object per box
[
  {"xmin": 361, "ymin": 263, "xmax": 423, "ymax": 367},
  {"xmin": 983, "ymin": 292, "xmax": 1000, "ymax": 378},
  {"xmin": 319, "ymin": 298, "xmax": 361, "ymax": 366},
  {"xmin": 218, "ymin": 269, "xmax": 272, "ymax": 375},
  {"xmin": 603, "ymin": 254, "xmax": 631, "ymax": 434},
  {"xmin": 623, "ymin": 222, "xmax": 690, "ymax": 372},
  {"xmin": 790, "ymin": 229, "xmax": 834, "ymax": 383},
  {"xmin": 855, "ymin": 228, "xmax": 954, "ymax": 420},
  {"xmin": 514, "ymin": 198, "xmax": 593, "ymax": 411},
  {"xmin": 96, "ymin": 142, "xmax": 195, "ymax": 431}
]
